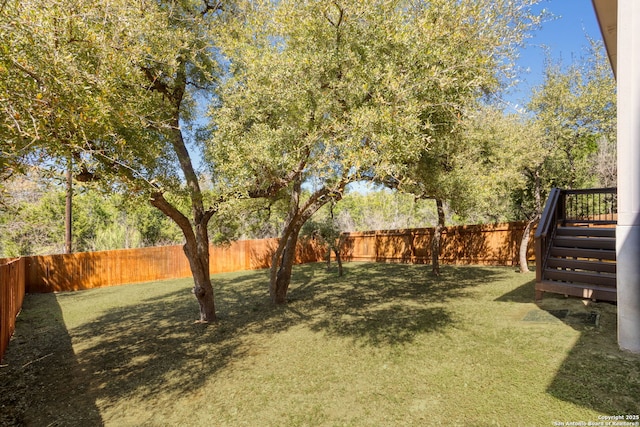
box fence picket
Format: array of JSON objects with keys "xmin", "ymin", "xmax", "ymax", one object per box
[{"xmin": 0, "ymin": 258, "xmax": 25, "ymax": 361}]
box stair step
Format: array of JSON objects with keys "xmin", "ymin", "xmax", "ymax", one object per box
[
  {"xmin": 550, "ymin": 246, "xmax": 616, "ymax": 261},
  {"xmin": 547, "ymin": 258, "xmax": 617, "ymax": 273},
  {"xmin": 553, "ymin": 236, "xmax": 616, "ymax": 250},
  {"xmin": 556, "ymin": 226, "xmax": 615, "ymax": 238},
  {"xmin": 544, "ymin": 269, "xmax": 617, "ymax": 287},
  {"xmin": 564, "ymin": 219, "xmax": 617, "ymax": 227},
  {"xmin": 536, "ymin": 280, "xmax": 617, "ymax": 302}
]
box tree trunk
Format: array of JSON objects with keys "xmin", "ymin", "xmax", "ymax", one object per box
[
  {"xmin": 270, "ymin": 223, "xmax": 301, "ymax": 304},
  {"xmin": 150, "ymin": 192, "xmax": 217, "ymax": 322},
  {"xmin": 183, "ymin": 233, "xmax": 216, "ymax": 322},
  {"xmin": 269, "ymin": 178, "xmax": 303, "ymax": 305},
  {"xmin": 519, "ymin": 216, "xmax": 538, "ymax": 273},
  {"xmin": 519, "ymin": 169, "xmax": 542, "ymax": 273},
  {"xmin": 65, "ymin": 156, "xmax": 73, "ymax": 254},
  {"xmin": 267, "ymin": 178, "xmax": 347, "ymax": 304},
  {"xmin": 325, "ymin": 246, "xmax": 332, "ymax": 270},
  {"xmin": 334, "ymin": 246, "xmax": 343, "ymax": 277},
  {"xmin": 431, "ymin": 198, "xmax": 445, "ymax": 276},
  {"xmin": 139, "ymin": 54, "xmax": 218, "ymax": 322}
]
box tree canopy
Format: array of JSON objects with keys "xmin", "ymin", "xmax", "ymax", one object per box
[
  {"xmin": 2, "ymin": 0, "xmax": 231, "ymax": 321},
  {"xmin": 207, "ymin": 0, "xmax": 543, "ymax": 299},
  {"xmin": 504, "ymin": 41, "xmax": 616, "ymax": 272},
  {"xmin": 527, "ymin": 41, "xmax": 616, "ymax": 191},
  {"xmin": 4, "ymin": 0, "xmax": 573, "ymax": 313},
  {"xmin": 210, "ymin": 0, "xmax": 543, "ymax": 194}
]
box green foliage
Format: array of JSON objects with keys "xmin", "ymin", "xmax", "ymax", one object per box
[
  {"xmin": 458, "ymin": 106, "xmax": 542, "ymax": 222},
  {"xmin": 1, "ymin": 0, "xmax": 227, "ymax": 227},
  {"xmin": 1, "ymin": 0, "xmax": 161, "ymax": 183},
  {"xmin": 527, "ymin": 40, "xmax": 616, "ymax": 191},
  {"xmin": 0, "ymin": 189, "xmax": 65, "ymax": 256},
  {"xmin": 0, "ymin": 174, "xmax": 182, "ymax": 257},
  {"xmin": 335, "ymin": 189, "xmax": 441, "ymax": 231},
  {"xmin": 2, "ymin": 0, "xmax": 239, "ymax": 321},
  {"xmin": 209, "ymin": 0, "xmax": 542, "ymax": 198},
  {"xmin": 404, "ymin": 104, "xmax": 538, "ymax": 224},
  {"xmin": 302, "ymin": 202, "xmax": 344, "ymax": 242},
  {"xmin": 207, "ymin": 0, "xmax": 544, "ymax": 299},
  {"xmin": 506, "ymin": 40, "xmax": 617, "ymax": 224}
]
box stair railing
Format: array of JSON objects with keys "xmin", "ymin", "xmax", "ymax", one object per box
[
  {"xmin": 535, "ymin": 187, "xmax": 618, "ymax": 284},
  {"xmin": 535, "ymin": 188, "xmax": 563, "ymax": 284},
  {"xmin": 562, "ymin": 187, "xmax": 617, "ymax": 225}
]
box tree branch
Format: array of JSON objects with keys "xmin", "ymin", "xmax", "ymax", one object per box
[
  {"xmin": 324, "ymin": 2, "xmax": 344, "ymax": 28},
  {"xmin": 298, "ymin": 180, "xmax": 347, "ymax": 227},
  {"xmin": 247, "ymin": 146, "xmax": 310, "ymax": 198},
  {"xmin": 87, "ymin": 148, "xmax": 161, "ymax": 191},
  {"xmin": 150, "ymin": 191, "xmax": 196, "ymax": 240},
  {"xmin": 10, "ymin": 59, "xmax": 44, "ymax": 86},
  {"xmin": 141, "ymin": 66, "xmax": 173, "ymax": 100},
  {"xmin": 202, "ymin": 0, "xmax": 223, "ymax": 16}
]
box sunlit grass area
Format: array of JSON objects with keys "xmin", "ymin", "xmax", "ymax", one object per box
[{"xmin": 2, "ymin": 262, "xmax": 639, "ymax": 426}]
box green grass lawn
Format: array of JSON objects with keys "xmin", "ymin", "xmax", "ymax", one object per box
[{"xmin": 1, "ymin": 262, "xmax": 639, "ymax": 426}]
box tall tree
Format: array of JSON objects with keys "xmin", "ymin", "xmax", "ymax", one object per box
[
  {"xmin": 209, "ymin": 0, "xmax": 543, "ymax": 302},
  {"xmin": 527, "ymin": 41, "xmax": 616, "ymax": 191},
  {"xmin": 1, "ymin": 0, "xmax": 229, "ymax": 322},
  {"xmin": 514, "ymin": 41, "xmax": 617, "ymax": 272},
  {"xmin": 404, "ymin": 104, "xmax": 540, "ymax": 274}
]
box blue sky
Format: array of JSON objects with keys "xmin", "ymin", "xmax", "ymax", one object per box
[{"xmin": 505, "ymin": 0, "xmax": 604, "ymax": 110}]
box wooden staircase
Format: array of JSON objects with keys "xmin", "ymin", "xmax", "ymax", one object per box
[{"xmin": 535, "ymin": 188, "xmax": 617, "ymax": 302}]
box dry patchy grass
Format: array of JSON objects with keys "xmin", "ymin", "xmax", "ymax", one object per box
[{"xmin": 1, "ymin": 262, "xmax": 639, "ymax": 426}]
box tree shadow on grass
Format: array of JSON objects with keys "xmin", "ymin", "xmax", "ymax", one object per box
[
  {"xmin": 65, "ymin": 281, "xmax": 300, "ymax": 418},
  {"xmin": 494, "ymin": 277, "xmax": 537, "ymax": 303},
  {"xmin": 2, "ymin": 272, "xmax": 293, "ymax": 426},
  {"xmin": 292, "ymin": 262, "xmax": 510, "ymax": 346},
  {"xmin": 2, "ymin": 262, "xmax": 514, "ymax": 425},
  {"xmin": 495, "ymin": 279, "xmax": 640, "ymax": 416},
  {"xmin": 63, "ymin": 263, "xmax": 508, "ymax": 416},
  {"xmin": 0, "ymin": 293, "xmax": 104, "ymax": 426}
]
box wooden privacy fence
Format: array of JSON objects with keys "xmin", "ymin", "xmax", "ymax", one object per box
[
  {"xmin": 0, "ymin": 258, "xmax": 25, "ymax": 361},
  {"xmin": 25, "ymin": 238, "xmax": 325, "ymax": 293},
  {"xmin": 341, "ymin": 222, "xmax": 534, "ymax": 266},
  {"xmin": 0, "ymin": 221, "xmax": 534, "ymax": 360},
  {"xmin": 6, "ymin": 222, "xmax": 535, "ymax": 296}
]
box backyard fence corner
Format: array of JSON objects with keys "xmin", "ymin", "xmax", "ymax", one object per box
[{"xmin": 0, "ymin": 257, "xmax": 26, "ymax": 362}]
